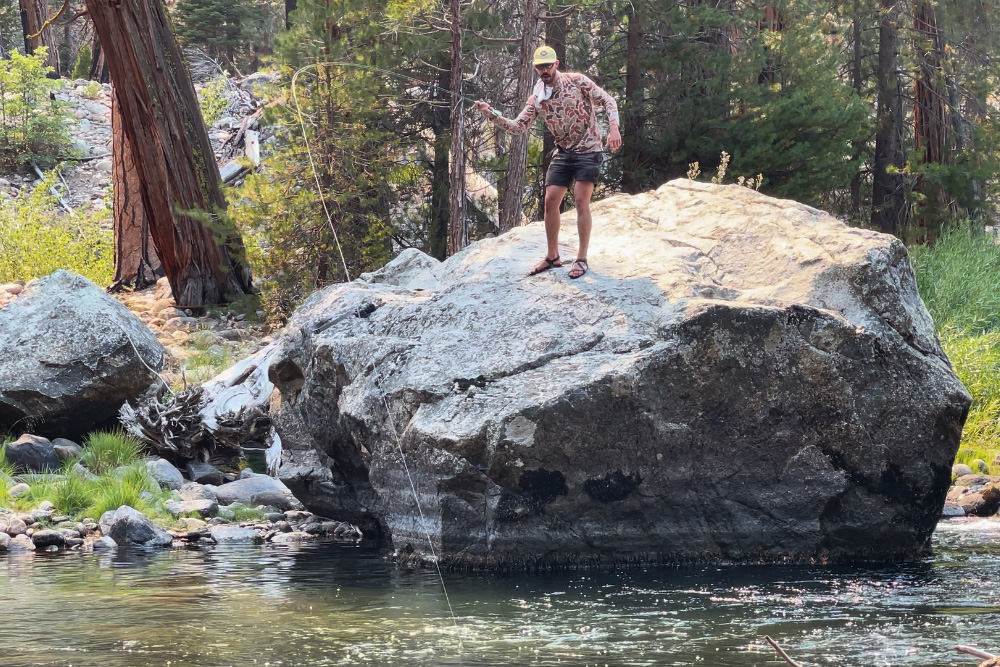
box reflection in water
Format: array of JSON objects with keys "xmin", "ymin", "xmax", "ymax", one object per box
[{"xmin": 0, "ymin": 519, "xmax": 998, "ymax": 666}]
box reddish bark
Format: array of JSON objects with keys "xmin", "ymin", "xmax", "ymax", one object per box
[
  {"xmin": 110, "ymin": 91, "xmax": 162, "ymax": 292},
  {"xmin": 83, "ymin": 0, "xmax": 252, "ymax": 307},
  {"xmin": 19, "ymin": 0, "xmax": 60, "ymax": 75}
]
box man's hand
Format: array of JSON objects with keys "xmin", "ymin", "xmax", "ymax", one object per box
[
  {"xmin": 607, "ymin": 125, "xmax": 622, "ymax": 152},
  {"xmin": 474, "ymin": 100, "xmax": 494, "ymax": 117}
]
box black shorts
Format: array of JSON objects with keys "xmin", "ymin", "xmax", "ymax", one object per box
[{"xmin": 545, "ymin": 150, "xmax": 603, "ymax": 188}]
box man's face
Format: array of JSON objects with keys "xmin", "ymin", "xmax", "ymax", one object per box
[{"xmin": 535, "ymin": 60, "xmax": 558, "ymax": 84}]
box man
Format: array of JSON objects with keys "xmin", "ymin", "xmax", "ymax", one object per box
[{"xmin": 474, "ymin": 45, "xmax": 621, "ymax": 279}]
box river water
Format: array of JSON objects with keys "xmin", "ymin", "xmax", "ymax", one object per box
[{"xmin": 1, "ymin": 518, "xmax": 998, "ymax": 667}]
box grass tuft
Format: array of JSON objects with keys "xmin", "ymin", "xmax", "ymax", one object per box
[{"xmin": 80, "ymin": 430, "xmax": 144, "ymax": 476}]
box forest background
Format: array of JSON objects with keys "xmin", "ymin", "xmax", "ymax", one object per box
[{"xmin": 0, "ymin": 0, "xmax": 999, "ymax": 471}]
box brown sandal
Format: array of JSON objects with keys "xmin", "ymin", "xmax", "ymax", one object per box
[
  {"xmin": 528, "ymin": 255, "xmax": 562, "ymax": 276},
  {"xmin": 568, "ymin": 258, "xmax": 588, "ymax": 279}
]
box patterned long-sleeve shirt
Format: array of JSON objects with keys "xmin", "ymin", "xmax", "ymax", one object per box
[{"xmin": 490, "ymin": 72, "xmax": 620, "ymax": 154}]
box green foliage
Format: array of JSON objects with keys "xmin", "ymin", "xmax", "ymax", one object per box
[
  {"xmin": 80, "ymin": 430, "xmax": 144, "ymax": 476},
  {"xmin": 0, "ymin": 49, "xmax": 74, "ymax": 168},
  {"xmin": 80, "ymin": 82, "xmax": 102, "ymax": 100},
  {"xmin": 0, "ymin": 174, "xmax": 113, "ymax": 284},
  {"xmin": 72, "ymin": 45, "xmax": 92, "ymax": 81},
  {"xmin": 172, "ymin": 0, "xmax": 282, "ymax": 71},
  {"xmin": 911, "ymin": 225, "xmax": 1000, "ymax": 462},
  {"xmin": 53, "ymin": 468, "xmax": 100, "ymax": 516},
  {"xmin": 910, "ymin": 226, "xmax": 1000, "ymax": 334},
  {"xmin": 199, "ymin": 76, "xmax": 229, "ymax": 127},
  {"xmin": 86, "ymin": 466, "xmax": 154, "ymax": 519},
  {"xmin": 222, "ymin": 503, "xmax": 266, "ymax": 522}
]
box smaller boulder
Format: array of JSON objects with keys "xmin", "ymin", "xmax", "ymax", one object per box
[
  {"xmin": 91, "ymin": 536, "xmax": 117, "ymax": 551},
  {"xmin": 146, "ymin": 458, "xmax": 184, "ymax": 490},
  {"xmin": 953, "ymin": 463, "xmax": 973, "ymax": 479},
  {"xmin": 959, "ymin": 484, "xmax": 1000, "ymax": 517},
  {"xmin": 270, "ymin": 531, "xmax": 311, "ymax": 543},
  {"xmin": 165, "ymin": 499, "xmax": 218, "ymax": 518},
  {"xmin": 186, "ymin": 462, "xmax": 225, "ymax": 486},
  {"xmin": 104, "ymin": 506, "xmax": 173, "ymax": 547},
  {"xmin": 5, "ymin": 434, "xmax": 60, "ymax": 473},
  {"xmin": 972, "ymin": 459, "xmax": 990, "ymax": 474},
  {"xmin": 8, "ymin": 534, "xmax": 34, "ymax": 551},
  {"xmin": 178, "ymin": 482, "xmax": 218, "ymax": 502},
  {"xmin": 209, "ymin": 525, "xmax": 263, "ymax": 544},
  {"xmin": 31, "ymin": 530, "xmax": 65, "ymax": 549},
  {"xmin": 52, "ymin": 438, "xmax": 83, "ymax": 461},
  {"xmin": 8, "ymin": 483, "xmax": 29, "ymax": 498},
  {"xmin": 214, "ymin": 476, "xmax": 302, "ymax": 511},
  {"xmin": 0, "ymin": 532, "xmax": 8, "ymax": 550}
]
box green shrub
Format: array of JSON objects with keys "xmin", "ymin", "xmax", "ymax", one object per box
[
  {"xmin": 198, "ymin": 76, "xmax": 229, "ymax": 127},
  {"xmin": 0, "ymin": 48, "xmax": 73, "ymax": 167},
  {"xmin": 80, "ymin": 430, "xmax": 144, "ymax": 476},
  {"xmin": 53, "ymin": 469, "xmax": 100, "ymax": 516},
  {"xmin": 72, "ymin": 45, "xmax": 92, "ymax": 80},
  {"xmin": 86, "ymin": 466, "xmax": 155, "ymax": 518},
  {"xmin": 0, "ymin": 175, "xmax": 113, "ymax": 284},
  {"xmin": 224, "ymin": 503, "xmax": 266, "ymax": 522}
]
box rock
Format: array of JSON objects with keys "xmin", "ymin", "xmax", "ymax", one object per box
[
  {"xmin": 209, "ymin": 525, "xmax": 263, "ymax": 543},
  {"xmin": 103, "ymin": 506, "xmax": 173, "ymax": 547},
  {"xmin": 953, "ymin": 463, "xmax": 974, "ymax": 479},
  {"xmin": 239, "ymin": 468, "xmax": 256, "ymax": 479},
  {"xmin": 0, "ymin": 516, "xmax": 26, "ymax": 536},
  {"xmin": 0, "ymin": 282, "xmax": 22, "ymax": 295},
  {"xmin": 31, "ymin": 529, "xmax": 65, "ymax": 548},
  {"xmin": 270, "ymin": 531, "xmax": 311, "ymax": 543},
  {"xmin": 178, "ymin": 482, "xmax": 218, "ymax": 502},
  {"xmin": 0, "ymin": 532, "xmax": 8, "ymax": 550},
  {"xmin": 52, "ymin": 438, "xmax": 83, "ymax": 460},
  {"xmin": 272, "ymin": 180, "xmax": 972, "ymax": 568},
  {"xmin": 91, "ymin": 536, "xmax": 117, "ymax": 551},
  {"xmin": 165, "ymin": 499, "xmax": 218, "ymax": 518},
  {"xmin": 5, "ymin": 434, "xmax": 60, "ymax": 473},
  {"xmin": 213, "ymin": 476, "xmax": 301, "ymax": 510},
  {"xmin": 9, "ymin": 534, "xmax": 34, "ymax": 551},
  {"xmin": 8, "ymin": 483, "xmax": 30, "ymax": 498},
  {"xmin": 38, "ymin": 500, "xmax": 54, "ymax": 511},
  {"xmin": 30, "ymin": 509, "xmax": 52, "ymax": 522},
  {"xmin": 71, "ymin": 137, "xmax": 90, "ymax": 155},
  {"xmin": 972, "ymin": 459, "xmax": 990, "ymax": 474},
  {"xmin": 959, "ymin": 484, "xmax": 1000, "ymax": 517},
  {"xmin": 940, "ymin": 505, "xmax": 965, "ymax": 518},
  {"xmin": 186, "ymin": 462, "xmax": 225, "ymax": 486},
  {"xmin": 179, "ymin": 517, "xmax": 208, "ymax": 531},
  {"xmin": 153, "ymin": 277, "xmax": 173, "ymax": 301},
  {"xmin": 0, "ymin": 271, "xmax": 164, "ymax": 438},
  {"xmin": 146, "ymin": 458, "xmax": 184, "ymax": 490},
  {"xmin": 71, "ymin": 463, "xmax": 100, "ymax": 481}
]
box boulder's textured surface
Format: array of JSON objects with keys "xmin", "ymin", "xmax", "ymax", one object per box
[
  {"xmin": 146, "ymin": 458, "xmax": 184, "ymax": 490},
  {"xmin": 209, "ymin": 525, "xmax": 263, "ymax": 544},
  {"xmin": 186, "ymin": 462, "xmax": 225, "ymax": 486},
  {"xmin": 0, "ymin": 271, "xmax": 163, "ymax": 438},
  {"xmin": 272, "ymin": 180, "xmax": 970, "ymax": 568},
  {"xmin": 102, "ymin": 506, "xmax": 173, "ymax": 547},
  {"xmin": 212, "ymin": 476, "xmax": 301, "ymax": 510},
  {"xmin": 5, "ymin": 434, "xmax": 60, "ymax": 473}
]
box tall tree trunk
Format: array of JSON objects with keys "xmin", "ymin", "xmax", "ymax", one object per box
[
  {"xmin": 539, "ymin": 11, "xmax": 566, "ymax": 219},
  {"xmin": 19, "ymin": 0, "xmax": 60, "ymax": 75},
  {"xmin": 498, "ymin": 0, "xmax": 540, "ymax": 232},
  {"xmin": 110, "ymin": 90, "xmax": 162, "ymax": 292},
  {"xmin": 428, "ymin": 66, "xmax": 450, "ymax": 261},
  {"xmin": 621, "ymin": 0, "xmax": 644, "ymax": 193},
  {"xmin": 84, "ymin": 0, "xmax": 253, "ymax": 307},
  {"xmin": 285, "ymin": 0, "xmax": 297, "ymax": 29},
  {"xmin": 849, "ymin": 0, "xmax": 864, "ymax": 217},
  {"xmin": 447, "ymin": 0, "xmax": 467, "ymax": 255},
  {"xmin": 870, "ymin": 0, "xmax": 906, "ymax": 236},
  {"xmin": 912, "ymin": 0, "xmax": 951, "ymax": 225},
  {"xmin": 89, "ymin": 32, "xmax": 110, "ymax": 83}
]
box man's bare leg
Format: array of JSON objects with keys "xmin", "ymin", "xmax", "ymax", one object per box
[
  {"xmin": 532, "ymin": 184, "xmax": 568, "ymax": 274},
  {"xmin": 569, "ymin": 180, "xmax": 595, "ymax": 277}
]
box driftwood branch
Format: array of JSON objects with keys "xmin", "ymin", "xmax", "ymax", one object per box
[
  {"xmin": 764, "ymin": 636, "xmax": 806, "ymax": 667},
  {"xmin": 955, "ymin": 645, "xmax": 997, "ymax": 661}
]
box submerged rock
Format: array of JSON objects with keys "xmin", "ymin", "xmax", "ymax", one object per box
[
  {"xmin": 0, "ymin": 271, "xmax": 164, "ymax": 438},
  {"xmin": 272, "ymin": 180, "xmax": 971, "ymax": 568}
]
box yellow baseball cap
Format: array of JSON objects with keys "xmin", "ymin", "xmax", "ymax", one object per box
[{"xmin": 533, "ymin": 46, "xmax": 558, "ymax": 65}]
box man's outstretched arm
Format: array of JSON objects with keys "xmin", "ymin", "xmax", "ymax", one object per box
[
  {"xmin": 578, "ymin": 76, "xmax": 622, "ymax": 152},
  {"xmin": 474, "ymin": 98, "xmax": 538, "ymax": 135}
]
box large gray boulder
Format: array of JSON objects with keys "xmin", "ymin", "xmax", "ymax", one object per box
[
  {"xmin": 101, "ymin": 506, "xmax": 173, "ymax": 547},
  {"xmin": 271, "ymin": 180, "xmax": 971, "ymax": 568},
  {"xmin": 0, "ymin": 271, "xmax": 164, "ymax": 438},
  {"xmin": 212, "ymin": 476, "xmax": 301, "ymax": 510}
]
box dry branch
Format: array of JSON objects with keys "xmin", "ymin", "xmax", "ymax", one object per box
[{"xmin": 764, "ymin": 636, "xmax": 806, "ymax": 667}]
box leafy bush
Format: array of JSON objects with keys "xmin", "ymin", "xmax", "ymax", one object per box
[
  {"xmin": 0, "ymin": 48, "xmax": 74, "ymax": 167},
  {"xmin": 0, "ymin": 175, "xmax": 113, "ymax": 284},
  {"xmin": 80, "ymin": 430, "xmax": 144, "ymax": 476},
  {"xmin": 72, "ymin": 45, "xmax": 92, "ymax": 80},
  {"xmin": 198, "ymin": 75, "xmax": 229, "ymax": 127}
]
